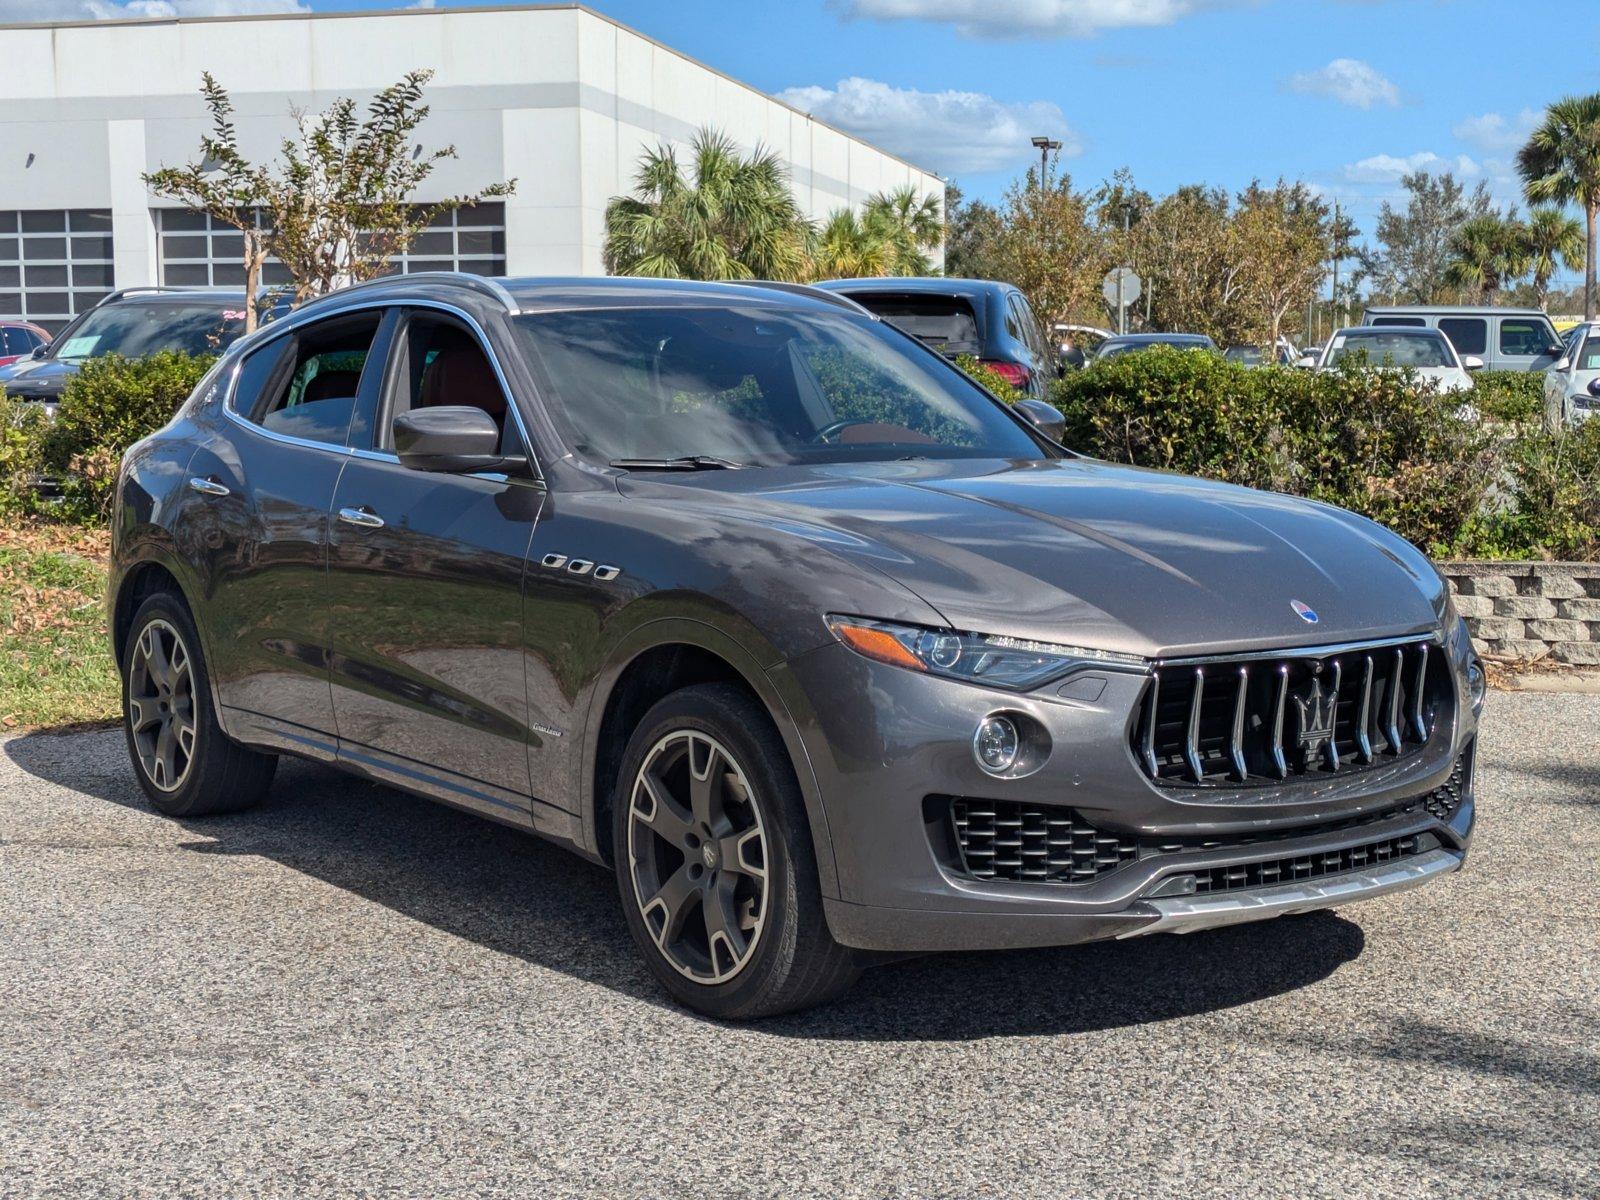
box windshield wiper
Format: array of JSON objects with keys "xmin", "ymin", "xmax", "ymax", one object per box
[{"xmin": 609, "ymin": 455, "xmax": 746, "ymax": 471}]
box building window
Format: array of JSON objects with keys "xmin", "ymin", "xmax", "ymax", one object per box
[
  {"xmin": 155, "ymin": 202, "xmax": 506, "ymax": 291},
  {"xmin": 0, "ymin": 210, "xmax": 114, "ymax": 334}
]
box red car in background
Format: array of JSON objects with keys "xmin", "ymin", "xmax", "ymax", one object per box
[{"xmin": 0, "ymin": 320, "xmax": 50, "ymax": 368}]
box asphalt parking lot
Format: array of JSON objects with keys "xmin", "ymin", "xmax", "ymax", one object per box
[{"xmin": 1, "ymin": 692, "xmax": 1596, "ymax": 1200}]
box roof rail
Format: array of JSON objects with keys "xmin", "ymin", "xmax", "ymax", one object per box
[
  {"xmin": 92, "ymin": 285, "xmax": 198, "ymax": 308},
  {"xmin": 724, "ymin": 279, "xmax": 876, "ymax": 317},
  {"xmin": 296, "ymin": 271, "xmax": 522, "ymax": 315}
]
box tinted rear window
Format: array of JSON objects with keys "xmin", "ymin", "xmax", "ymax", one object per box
[{"xmin": 839, "ymin": 294, "xmax": 981, "ymax": 354}]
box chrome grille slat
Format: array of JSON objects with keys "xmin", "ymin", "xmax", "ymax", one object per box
[{"xmin": 1133, "ymin": 636, "xmax": 1448, "ymax": 787}]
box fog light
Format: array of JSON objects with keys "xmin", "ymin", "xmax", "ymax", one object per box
[
  {"xmin": 1467, "ymin": 659, "xmax": 1486, "ymax": 714},
  {"xmin": 974, "ymin": 715, "xmax": 1020, "ymax": 775}
]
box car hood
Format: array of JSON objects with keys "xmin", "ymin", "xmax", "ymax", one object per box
[
  {"xmin": 620, "ymin": 457, "xmax": 1447, "ymax": 659},
  {"xmin": 0, "ymin": 356, "xmax": 78, "ymax": 396}
]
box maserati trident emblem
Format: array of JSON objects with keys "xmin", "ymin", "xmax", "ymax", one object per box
[
  {"xmin": 1291, "ymin": 676, "xmax": 1338, "ymax": 765},
  {"xmin": 1290, "ymin": 599, "xmax": 1319, "ymax": 624}
]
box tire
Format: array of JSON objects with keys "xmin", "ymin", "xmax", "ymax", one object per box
[
  {"xmin": 612, "ymin": 683, "xmax": 859, "ymax": 1019},
  {"xmin": 121, "ymin": 590, "xmax": 277, "ymax": 817}
]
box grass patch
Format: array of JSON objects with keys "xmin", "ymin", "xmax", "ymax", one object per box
[{"xmin": 0, "ymin": 521, "xmax": 118, "ymax": 731}]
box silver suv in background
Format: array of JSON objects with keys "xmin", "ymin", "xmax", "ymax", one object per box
[{"xmin": 1362, "ymin": 305, "xmax": 1563, "ymax": 372}]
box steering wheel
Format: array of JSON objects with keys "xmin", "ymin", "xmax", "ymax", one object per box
[{"xmin": 811, "ymin": 419, "xmax": 873, "ymax": 445}]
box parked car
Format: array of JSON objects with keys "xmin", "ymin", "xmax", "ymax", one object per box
[
  {"xmin": 1052, "ymin": 322, "xmax": 1112, "ymax": 370},
  {"xmin": 0, "ymin": 287, "xmax": 253, "ymax": 411},
  {"xmin": 1543, "ymin": 320, "xmax": 1600, "ymax": 424},
  {"xmin": 1224, "ymin": 338, "xmax": 1298, "ymax": 367},
  {"xmin": 110, "ymin": 273, "xmax": 1482, "ymax": 1019},
  {"xmin": 1317, "ymin": 326, "xmax": 1479, "ymax": 393},
  {"xmin": 811, "ymin": 277, "xmax": 1054, "ymax": 398},
  {"xmin": 1092, "ymin": 332, "xmax": 1216, "ymax": 361},
  {"xmin": 0, "ymin": 320, "xmax": 51, "ymax": 368},
  {"xmin": 1362, "ymin": 305, "xmax": 1563, "ymax": 372}
]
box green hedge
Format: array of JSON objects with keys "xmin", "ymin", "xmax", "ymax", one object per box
[
  {"xmin": 1049, "ymin": 348, "xmax": 1593, "ymax": 560},
  {"xmin": 2, "ymin": 351, "xmax": 214, "ymax": 520}
]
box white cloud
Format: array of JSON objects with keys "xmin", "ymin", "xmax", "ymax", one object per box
[
  {"xmin": 778, "ymin": 76, "xmax": 1080, "ymax": 175},
  {"xmin": 1286, "ymin": 58, "xmax": 1399, "ymax": 109},
  {"xmin": 1452, "ymin": 108, "xmax": 1539, "ymax": 155},
  {"xmin": 0, "ymin": 0, "xmax": 307, "ymax": 20},
  {"xmin": 840, "ymin": 0, "xmax": 1242, "ymax": 40},
  {"xmin": 1343, "ymin": 151, "xmax": 1480, "ymax": 183}
]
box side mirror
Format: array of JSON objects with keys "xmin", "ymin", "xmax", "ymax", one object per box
[
  {"xmin": 1013, "ymin": 397, "xmax": 1066, "ymax": 443},
  {"xmin": 1548, "ymin": 344, "xmax": 1566, "ymax": 358},
  {"xmin": 1555, "ymin": 356, "xmax": 1571, "ymax": 372},
  {"xmin": 1462, "ymin": 355, "xmax": 1485, "ymax": 371},
  {"xmin": 1586, "ymin": 377, "xmax": 1600, "ymax": 398},
  {"xmin": 1296, "ymin": 354, "xmax": 1318, "ymax": 369},
  {"xmin": 393, "ymin": 406, "xmax": 517, "ymax": 473},
  {"xmin": 30, "ymin": 344, "xmax": 47, "ymax": 360}
]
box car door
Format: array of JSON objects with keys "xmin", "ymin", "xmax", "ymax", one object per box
[
  {"xmin": 184, "ymin": 308, "xmax": 394, "ymax": 748},
  {"xmin": 325, "ymin": 305, "xmax": 545, "ymax": 811},
  {"xmin": 1009, "ymin": 291, "xmax": 1051, "ymax": 396}
]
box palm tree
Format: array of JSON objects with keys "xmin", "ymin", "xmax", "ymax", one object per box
[
  {"xmin": 1519, "ymin": 94, "xmax": 1600, "ymax": 319},
  {"xmin": 1445, "ymin": 214, "xmax": 1529, "ymax": 302},
  {"xmin": 1524, "ymin": 206, "xmax": 1584, "ymax": 308},
  {"xmin": 808, "ymin": 208, "xmax": 893, "ymax": 279},
  {"xmin": 863, "ymin": 185, "xmax": 943, "ymax": 275},
  {"xmin": 603, "ymin": 128, "xmax": 810, "ymax": 281}
]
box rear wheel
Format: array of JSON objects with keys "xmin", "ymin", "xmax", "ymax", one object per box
[
  {"xmin": 122, "ymin": 591, "xmax": 276, "ymax": 817},
  {"xmin": 613, "ymin": 684, "xmax": 859, "ymax": 1019}
]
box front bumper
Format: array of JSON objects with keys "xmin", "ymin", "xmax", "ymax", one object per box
[{"xmin": 775, "ymin": 635, "xmax": 1477, "ymax": 953}]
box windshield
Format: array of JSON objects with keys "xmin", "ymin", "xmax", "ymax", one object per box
[
  {"xmin": 512, "ymin": 306, "xmax": 1050, "ymax": 467},
  {"xmin": 1327, "ymin": 331, "xmax": 1455, "ymax": 369},
  {"xmin": 841, "ymin": 294, "xmax": 980, "ymax": 355},
  {"xmin": 1098, "ymin": 337, "xmax": 1207, "ymax": 360},
  {"xmin": 50, "ymin": 301, "xmax": 246, "ymax": 362}
]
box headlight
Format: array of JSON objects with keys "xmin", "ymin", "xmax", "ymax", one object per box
[
  {"xmin": 1467, "ymin": 658, "xmax": 1486, "ymax": 714},
  {"xmin": 825, "ymin": 615, "xmax": 1145, "ymax": 690}
]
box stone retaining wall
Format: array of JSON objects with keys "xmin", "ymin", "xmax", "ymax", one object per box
[{"xmin": 1439, "ymin": 562, "xmax": 1600, "ymax": 664}]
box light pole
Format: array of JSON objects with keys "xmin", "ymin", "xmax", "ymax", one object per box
[{"xmin": 1030, "ymin": 136, "xmax": 1061, "ymax": 187}]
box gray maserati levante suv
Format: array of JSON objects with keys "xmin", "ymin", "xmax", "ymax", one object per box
[{"xmin": 109, "ymin": 273, "xmax": 1482, "ymax": 1018}]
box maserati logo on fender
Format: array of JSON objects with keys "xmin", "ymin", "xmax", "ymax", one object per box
[{"xmin": 1291, "ymin": 676, "xmax": 1337, "ymax": 765}]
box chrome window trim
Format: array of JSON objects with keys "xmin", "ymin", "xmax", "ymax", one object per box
[
  {"xmin": 1152, "ymin": 631, "xmax": 1440, "ymax": 669},
  {"xmin": 217, "ymin": 295, "xmax": 544, "ymax": 484}
]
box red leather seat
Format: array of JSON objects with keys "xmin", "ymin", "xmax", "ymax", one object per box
[{"xmin": 419, "ymin": 344, "xmax": 506, "ymax": 419}]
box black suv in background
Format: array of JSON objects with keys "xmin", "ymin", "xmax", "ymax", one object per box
[
  {"xmin": 0, "ymin": 287, "xmax": 254, "ymax": 410},
  {"xmin": 812, "ymin": 277, "xmax": 1055, "ymax": 398}
]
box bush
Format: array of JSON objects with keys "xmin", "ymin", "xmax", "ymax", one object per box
[
  {"xmin": 1050, "ymin": 348, "xmax": 1500, "ymax": 557},
  {"xmin": 25, "ymin": 352, "xmax": 215, "ymax": 519},
  {"xmin": 1471, "ymin": 370, "xmax": 1543, "ymax": 424},
  {"xmin": 1476, "ymin": 419, "xmax": 1600, "ymax": 560}
]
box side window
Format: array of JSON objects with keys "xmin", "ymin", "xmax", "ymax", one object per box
[
  {"xmin": 1499, "ymin": 318, "xmax": 1554, "ymax": 357},
  {"xmin": 236, "ymin": 313, "xmax": 383, "ymax": 447},
  {"xmin": 1371, "ymin": 316, "xmax": 1426, "ymax": 327},
  {"xmin": 383, "ymin": 312, "xmax": 514, "ymax": 451},
  {"xmin": 1011, "ymin": 294, "xmax": 1043, "ymax": 357},
  {"xmin": 1437, "ymin": 317, "xmax": 1487, "ymax": 356}
]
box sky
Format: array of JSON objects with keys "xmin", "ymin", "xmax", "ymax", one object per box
[{"xmin": 8, "ymin": 0, "xmax": 1597, "ymax": 280}]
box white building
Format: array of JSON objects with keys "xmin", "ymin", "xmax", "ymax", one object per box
[{"xmin": 0, "ymin": 3, "xmax": 943, "ymax": 331}]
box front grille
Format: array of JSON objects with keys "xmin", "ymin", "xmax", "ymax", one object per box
[
  {"xmin": 942, "ymin": 746, "xmax": 1470, "ymax": 887},
  {"xmin": 1190, "ymin": 832, "xmax": 1432, "ymax": 894},
  {"xmin": 1132, "ymin": 638, "xmax": 1450, "ymax": 786}
]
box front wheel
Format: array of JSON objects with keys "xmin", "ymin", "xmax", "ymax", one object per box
[
  {"xmin": 613, "ymin": 684, "xmax": 859, "ymax": 1019},
  {"xmin": 122, "ymin": 591, "xmax": 277, "ymax": 817}
]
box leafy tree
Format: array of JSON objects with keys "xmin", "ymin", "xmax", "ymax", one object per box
[
  {"xmin": 1129, "ymin": 185, "xmax": 1248, "ymax": 343},
  {"xmin": 1359, "ymin": 171, "xmax": 1493, "ymax": 304},
  {"xmin": 942, "ymin": 182, "xmax": 1003, "ymax": 280},
  {"xmin": 985, "ymin": 166, "xmax": 1104, "ymax": 326},
  {"xmin": 1445, "ymin": 212, "xmax": 1531, "ymax": 302},
  {"xmin": 1233, "ymin": 180, "xmax": 1330, "ymax": 351},
  {"xmin": 1519, "ymin": 94, "xmax": 1600, "ymax": 319},
  {"xmin": 604, "ymin": 128, "xmax": 810, "ymax": 281},
  {"xmin": 1524, "ymin": 206, "xmax": 1584, "ymax": 308},
  {"xmin": 145, "ymin": 71, "xmax": 515, "ymax": 328}
]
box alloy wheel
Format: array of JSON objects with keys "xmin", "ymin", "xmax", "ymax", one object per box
[
  {"xmin": 127, "ymin": 618, "xmax": 197, "ymax": 793},
  {"xmin": 627, "ymin": 730, "xmax": 769, "ymax": 984}
]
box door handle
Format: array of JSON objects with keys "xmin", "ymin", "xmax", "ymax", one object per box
[
  {"xmin": 338, "ymin": 505, "xmax": 385, "ymax": 529},
  {"xmin": 188, "ymin": 476, "xmax": 230, "ymax": 497}
]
